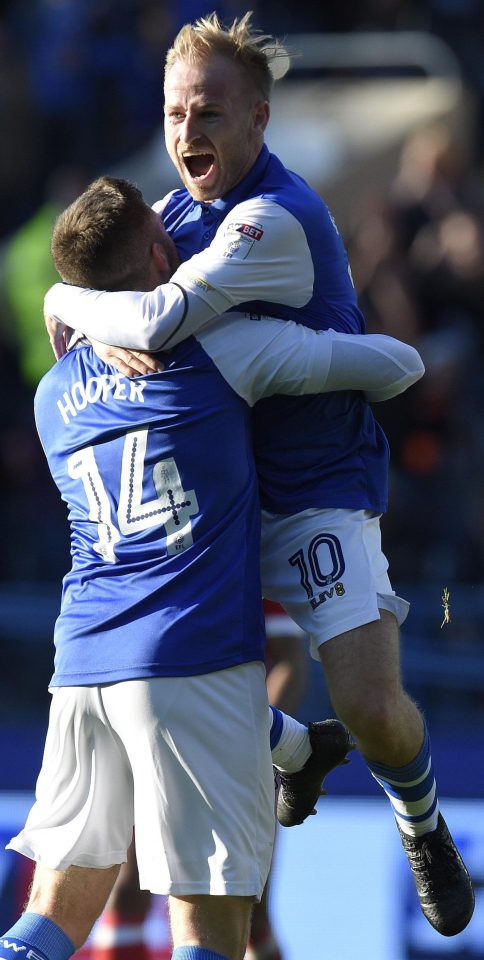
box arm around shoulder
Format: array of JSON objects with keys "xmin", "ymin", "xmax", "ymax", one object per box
[
  {"xmin": 43, "ymin": 281, "xmax": 213, "ymax": 351},
  {"xmin": 308, "ymin": 331, "xmax": 425, "ymax": 400}
]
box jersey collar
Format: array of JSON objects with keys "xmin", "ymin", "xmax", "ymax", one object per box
[{"xmin": 197, "ymin": 145, "xmax": 271, "ymax": 221}]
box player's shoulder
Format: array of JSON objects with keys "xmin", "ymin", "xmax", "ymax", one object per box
[
  {"xmin": 230, "ymin": 165, "xmax": 329, "ymax": 241},
  {"xmin": 36, "ymin": 350, "xmax": 74, "ymax": 387},
  {"xmin": 225, "ymin": 194, "xmax": 301, "ymax": 233},
  {"xmin": 33, "ymin": 351, "xmax": 80, "ymax": 426},
  {"xmin": 218, "ymin": 191, "xmax": 314, "ymax": 258},
  {"xmin": 260, "ymin": 149, "xmax": 326, "ymax": 207},
  {"xmin": 153, "ymin": 188, "xmax": 192, "ymax": 221},
  {"xmin": 35, "ymin": 346, "xmax": 93, "ymax": 397},
  {"xmin": 152, "ymin": 189, "xmax": 178, "ymax": 216}
]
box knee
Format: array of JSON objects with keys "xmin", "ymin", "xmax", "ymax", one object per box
[{"xmin": 336, "ymin": 690, "xmax": 403, "ymax": 744}]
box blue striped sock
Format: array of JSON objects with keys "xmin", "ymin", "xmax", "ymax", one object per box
[
  {"xmin": 171, "ymin": 948, "xmax": 229, "ymax": 960},
  {"xmin": 0, "ymin": 914, "xmax": 75, "ymax": 960},
  {"xmin": 269, "ymin": 705, "xmax": 284, "ymax": 749},
  {"xmin": 366, "ymin": 725, "xmax": 439, "ymax": 837},
  {"xmin": 269, "ymin": 705, "xmax": 311, "ymax": 772}
]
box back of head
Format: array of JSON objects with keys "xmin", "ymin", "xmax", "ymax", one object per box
[
  {"xmin": 51, "ymin": 176, "xmax": 154, "ymax": 291},
  {"xmin": 165, "ymin": 10, "xmax": 289, "ymax": 101}
]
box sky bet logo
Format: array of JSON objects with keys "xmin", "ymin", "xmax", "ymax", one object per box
[{"xmin": 235, "ymin": 222, "xmax": 264, "ymax": 241}]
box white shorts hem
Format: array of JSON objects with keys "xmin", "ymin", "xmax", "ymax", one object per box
[
  {"xmin": 309, "ymin": 593, "xmax": 410, "ymax": 659},
  {"xmin": 6, "ymin": 838, "xmax": 127, "ymax": 871},
  {"xmin": 151, "ymin": 881, "xmax": 263, "ymax": 898}
]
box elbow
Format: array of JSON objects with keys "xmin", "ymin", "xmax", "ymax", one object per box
[
  {"xmin": 410, "ymin": 348, "xmax": 425, "ymax": 384},
  {"xmin": 139, "ymin": 326, "xmax": 165, "ymax": 352},
  {"xmin": 136, "ymin": 284, "xmax": 188, "ymax": 351},
  {"xmin": 398, "ymin": 343, "xmax": 425, "ymax": 386}
]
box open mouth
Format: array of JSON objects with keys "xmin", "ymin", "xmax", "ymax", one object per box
[{"xmin": 183, "ymin": 153, "xmax": 215, "ymax": 180}]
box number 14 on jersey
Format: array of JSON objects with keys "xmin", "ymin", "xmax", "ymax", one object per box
[{"xmin": 67, "ymin": 428, "xmax": 199, "ymax": 563}]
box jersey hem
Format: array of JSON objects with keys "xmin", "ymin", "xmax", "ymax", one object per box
[
  {"xmin": 49, "ymin": 654, "xmax": 264, "ymax": 686},
  {"xmin": 260, "ymin": 497, "xmax": 388, "ymax": 516}
]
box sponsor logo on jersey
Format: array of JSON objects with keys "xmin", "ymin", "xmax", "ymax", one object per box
[
  {"xmin": 221, "ymin": 220, "xmax": 264, "ymax": 259},
  {"xmin": 234, "ymin": 222, "xmax": 264, "ymax": 241},
  {"xmin": 222, "ymin": 239, "xmax": 242, "ymax": 258},
  {"xmin": 189, "ymin": 275, "xmax": 216, "ymax": 292},
  {"xmin": 309, "ymin": 581, "xmax": 345, "ymax": 610}
]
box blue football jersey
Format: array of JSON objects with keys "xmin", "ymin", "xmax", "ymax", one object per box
[
  {"xmin": 160, "ymin": 145, "xmax": 390, "ymax": 514},
  {"xmin": 38, "ymin": 301, "xmax": 424, "ymax": 684},
  {"xmin": 35, "ymin": 337, "xmax": 265, "ymax": 685},
  {"xmin": 46, "ymin": 146, "xmax": 390, "ymax": 515},
  {"xmin": 38, "ymin": 312, "xmax": 379, "ymax": 685}
]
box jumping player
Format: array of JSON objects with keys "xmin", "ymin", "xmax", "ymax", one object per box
[
  {"xmin": 44, "ymin": 13, "xmax": 474, "ymax": 937},
  {"xmin": 3, "ymin": 177, "xmax": 423, "ymax": 960}
]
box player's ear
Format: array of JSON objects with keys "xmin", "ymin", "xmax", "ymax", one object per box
[
  {"xmin": 253, "ymin": 99, "xmax": 270, "ymax": 133},
  {"xmin": 151, "ymin": 241, "xmax": 171, "ymax": 282}
]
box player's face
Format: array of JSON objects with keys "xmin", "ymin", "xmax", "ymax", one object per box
[{"xmin": 164, "ymin": 55, "xmax": 269, "ymax": 202}]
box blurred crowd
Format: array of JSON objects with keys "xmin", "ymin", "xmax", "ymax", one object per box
[
  {"xmin": 347, "ymin": 121, "xmax": 484, "ymax": 586},
  {"xmin": 1, "ymin": 2, "xmax": 484, "ymax": 604}
]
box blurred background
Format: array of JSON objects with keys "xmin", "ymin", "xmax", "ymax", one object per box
[{"xmin": 1, "ymin": 1, "xmax": 484, "ymax": 957}]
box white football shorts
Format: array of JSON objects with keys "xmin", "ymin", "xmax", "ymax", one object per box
[
  {"xmin": 261, "ymin": 508, "xmax": 409, "ymax": 658},
  {"xmin": 7, "ymin": 663, "xmax": 275, "ymax": 899}
]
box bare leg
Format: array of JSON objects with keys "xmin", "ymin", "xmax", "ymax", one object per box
[
  {"xmin": 169, "ymin": 893, "xmax": 253, "ymax": 960},
  {"xmin": 90, "ymin": 836, "xmax": 151, "ymax": 960},
  {"xmin": 103, "ymin": 838, "xmax": 151, "ymax": 917},
  {"xmin": 26, "ymin": 862, "xmax": 121, "ymax": 951},
  {"xmin": 318, "ymin": 610, "xmax": 423, "ymax": 764},
  {"xmin": 318, "ymin": 610, "xmax": 475, "ymax": 937},
  {"xmin": 265, "ymin": 634, "xmax": 306, "ymax": 716}
]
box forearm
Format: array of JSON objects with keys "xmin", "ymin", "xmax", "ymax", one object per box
[
  {"xmin": 318, "ymin": 332, "xmax": 425, "ymax": 398},
  {"xmin": 198, "ymin": 319, "xmax": 424, "ymax": 405},
  {"xmin": 44, "ymin": 281, "xmax": 221, "ymax": 351},
  {"xmin": 43, "ymin": 200, "xmax": 313, "ymax": 352}
]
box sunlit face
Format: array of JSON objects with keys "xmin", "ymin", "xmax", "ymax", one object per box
[{"xmin": 164, "ymin": 55, "xmax": 269, "ymax": 202}]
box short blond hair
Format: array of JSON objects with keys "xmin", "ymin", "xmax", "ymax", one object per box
[{"xmin": 164, "ymin": 10, "xmax": 287, "ymax": 101}]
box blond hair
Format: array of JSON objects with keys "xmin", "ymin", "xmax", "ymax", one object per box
[{"xmin": 165, "ymin": 10, "xmax": 288, "ymax": 101}]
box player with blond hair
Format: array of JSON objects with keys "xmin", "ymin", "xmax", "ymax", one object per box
[
  {"xmin": 43, "ymin": 9, "xmax": 473, "ymax": 945},
  {"xmin": 2, "ymin": 172, "xmax": 424, "ymax": 960}
]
